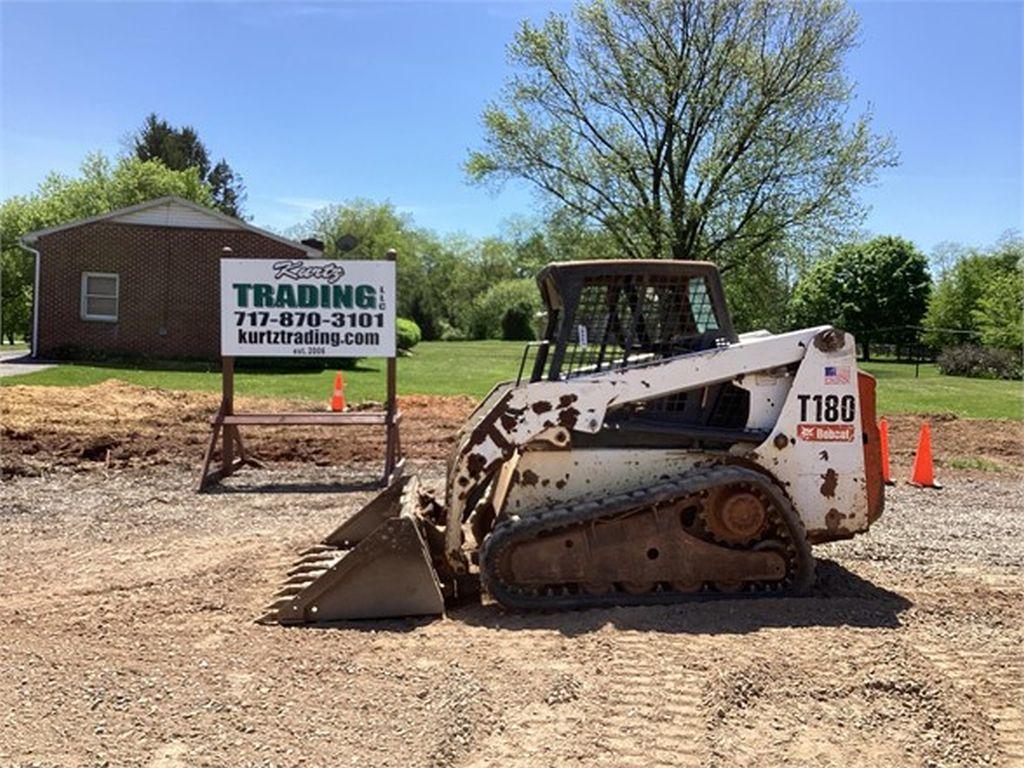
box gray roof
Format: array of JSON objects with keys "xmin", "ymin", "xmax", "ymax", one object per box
[{"xmin": 21, "ymin": 195, "xmax": 320, "ymax": 257}]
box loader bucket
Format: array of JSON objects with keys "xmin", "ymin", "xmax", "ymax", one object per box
[{"xmin": 259, "ymin": 475, "xmax": 445, "ymax": 624}]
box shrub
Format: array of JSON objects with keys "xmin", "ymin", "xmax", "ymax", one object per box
[
  {"xmin": 501, "ymin": 303, "xmax": 536, "ymax": 341},
  {"xmin": 937, "ymin": 345, "xmax": 1022, "ymax": 380},
  {"xmin": 396, "ymin": 317, "xmax": 422, "ymax": 353},
  {"xmin": 468, "ymin": 279, "xmax": 541, "ymax": 340},
  {"xmin": 438, "ymin": 320, "xmax": 470, "ymax": 341}
]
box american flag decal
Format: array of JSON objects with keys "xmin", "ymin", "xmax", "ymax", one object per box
[{"xmin": 824, "ymin": 365, "xmax": 851, "ymax": 385}]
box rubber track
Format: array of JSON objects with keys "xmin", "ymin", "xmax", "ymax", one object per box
[{"xmin": 480, "ymin": 465, "xmax": 815, "ymax": 611}]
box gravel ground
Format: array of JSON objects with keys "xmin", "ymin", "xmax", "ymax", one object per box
[{"xmin": 1, "ymin": 461, "xmax": 1022, "ymax": 768}]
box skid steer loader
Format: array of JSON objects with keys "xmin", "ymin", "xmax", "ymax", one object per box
[{"xmin": 261, "ymin": 260, "xmax": 884, "ymax": 624}]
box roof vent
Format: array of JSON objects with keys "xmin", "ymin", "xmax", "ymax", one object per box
[{"xmin": 302, "ymin": 238, "xmax": 325, "ymax": 252}]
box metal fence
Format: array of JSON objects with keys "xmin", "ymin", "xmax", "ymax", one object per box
[{"xmin": 856, "ymin": 325, "xmax": 983, "ymax": 376}]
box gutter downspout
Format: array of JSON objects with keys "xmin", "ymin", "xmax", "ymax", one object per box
[{"xmin": 18, "ymin": 239, "xmax": 41, "ymax": 359}]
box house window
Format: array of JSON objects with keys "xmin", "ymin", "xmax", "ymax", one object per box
[{"xmin": 81, "ymin": 272, "xmax": 119, "ymax": 322}]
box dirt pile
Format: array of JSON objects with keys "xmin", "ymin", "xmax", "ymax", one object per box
[
  {"xmin": 2, "ymin": 381, "xmax": 477, "ymax": 478},
  {"xmin": 4, "ymin": 381, "xmax": 1021, "ymax": 479},
  {"xmin": 884, "ymin": 412, "xmax": 1023, "ymax": 470},
  {"xmin": 4, "ymin": 382, "xmax": 1019, "ymax": 481}
]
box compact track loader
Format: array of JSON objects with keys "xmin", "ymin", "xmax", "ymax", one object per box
[{"xmin": 261, "ymin": 260, "xmax": 884, "ymax": 624}]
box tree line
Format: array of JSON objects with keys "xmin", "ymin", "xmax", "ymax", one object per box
[
  {"xmin": 3, "ymin": 144, "xmax": 1017, "ymax": 366},
  {"xmin": 788, "ymin": 233, "xmax": 1022, "ymax": 379},
  {"xmin": 292, "ymin": 206, "xmax": 1022, "ymax": 374}
]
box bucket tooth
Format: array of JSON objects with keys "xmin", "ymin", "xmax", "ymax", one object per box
[
  {"xmin": 283, "ymin": 569, "xmax": 328, "ymax": 585},
  {"xmin": 264, "ymin": 596, "xmax": 297, "ymax": 612},
  {"xmin": 288, "ymin": 555, "xmax": 339, "ymax": 575},
  {"xmin": 273, "ymin": 584, "xmax": 307, "ymax": 598},
  {"xmin": 257, "ymin": 597, "xmax": 298, "ymax": 624},
  {"xmin": 292, "ymin": 557, "xmax": 335, "ymax": 569},
  {"xmin": 299, "ymin": 544, "xmax": 335, "ymax": 557}
]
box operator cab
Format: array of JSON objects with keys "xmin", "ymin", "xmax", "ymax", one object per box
[
  {"xmin": 529, "ymin": 260, "xmax": 737, "ymax": 382},
  {"xmin": 520, "ymin": 260, "xmax": 752, "ymax": 444}
]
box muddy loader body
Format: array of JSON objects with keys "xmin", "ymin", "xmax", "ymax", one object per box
[{"xmin": 261, "ymin": 260, "xmax": 884, "ymax": 624}]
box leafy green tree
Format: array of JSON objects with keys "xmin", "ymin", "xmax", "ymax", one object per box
[
  {"xmin": 207, "ymin": 160, "xmax": 245, "ymax": 220},
  {"xmin": 290, "ymin": 200, "xmax": 446, "ymax": 336},
  {"xmin": 0, "ymin": 243, "xmax": 33, "ymax": 344},
  {"xmin": 132, "ymin": 113, "xmax": 246, "ymax": 217},
  {"xmin": 443, "ymin": 237, "xmax": 522, "ymax": 334},
  {"xmin": 500, "ymin": 209, "xmax": 620, "ymax": 272},
  {"xmin": 928, "ymin": 240, "xmax": 970, "ymax": 280},
  {"xmin": 924, "ymin": 235, "xmax": 1022, "ymax": 348},
  {"xmin": 289, "ymin": 201, "xmax": 547, "ymax": 341},
  {"xmin": 722, "ymin": 248, "xmax": 795, "ymax": 333},
  {"xmin": 790, "ymin": 236, "xmax": 931, "ymax": 359},
  {"xmin": 924, "ymin": 255, "xmax": 997, "ymax": 346},
  {"xmin": 469, "ymin": 279, "xmax": 542, "ymax": 340},
  {"xmin": 299, "ymin": 199, "xmax": 422, "ymax": 262},
  {"xmin": 0, "ymin": 153, "xmax": 212, "ymax": 344},
  {"xmin": 973, "ymin": 268, "xmax": 1023, "ymax": 350},
  {"xmin": 467, "ymin": 0, "xmax": 895, "ymax": 265}
]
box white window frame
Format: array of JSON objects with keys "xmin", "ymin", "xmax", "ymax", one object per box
[{"xmin": 80, "ymin": 272, "xmax": 119, "ymax": 322}]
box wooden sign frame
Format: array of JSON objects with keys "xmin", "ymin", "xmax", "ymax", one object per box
[{"xmin": 197, "ymin": 250, "xmax": 403, "ymax": 492}]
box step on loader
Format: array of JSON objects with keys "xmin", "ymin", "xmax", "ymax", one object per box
[{"xmin": 260, "ymin": 260, "xmax": 884, "ymax": 624}]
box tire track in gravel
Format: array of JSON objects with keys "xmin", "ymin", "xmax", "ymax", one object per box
[
  {"xmin": 591, "ymin": 632, "xmax": 707, "ymax": 767},
  {"xmin": 464, "ymin": 699, "xmax": 590, "ymax": 768},
  {"xmin": 469, "ymin": 630, "xmax": 708, "ymax": 768},
  {"xmin": 456, "ymin": 637, "xmax": 594, "ymax": 768},
  {"xmin": 915, "ymin": 640, "xmax": 1024, "ymax": 767}
]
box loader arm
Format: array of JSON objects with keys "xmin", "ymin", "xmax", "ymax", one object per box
[{"xmin": 442, "ymin": 325, "xmax": 835, "ymax": 570}]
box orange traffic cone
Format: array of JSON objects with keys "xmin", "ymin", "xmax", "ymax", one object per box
[
  {"xmin": 330, "ymin": 371, "xmax": 346, "ymax": 412},
  {"xmin": 879, "ymin": 418, "xmax": 895, "ymax": 486},
  {"xmin": 909, "ymin": 422, "xmax": 940, "ymax": 488}
]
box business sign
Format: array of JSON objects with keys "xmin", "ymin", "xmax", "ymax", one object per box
[{"xmin": 220, "ymin": 258, "xmax": 396, "ymax": 357}]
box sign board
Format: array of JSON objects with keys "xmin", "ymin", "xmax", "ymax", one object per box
[{"xmin": 220, "ymin": 258, "xmax": 396, "ymax": 357}]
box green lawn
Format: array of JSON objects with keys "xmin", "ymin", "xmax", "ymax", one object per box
[
  {"xmin": 1, "ymin": 341, "xmax": 527, "ymax": 403},
  {"xmin": 2, "ymin": 342, "xmax": 1020, "ymax": 420},
  {"xmin": 859, "ymin": 360, "xmax": 1021, "ymax": 420}
]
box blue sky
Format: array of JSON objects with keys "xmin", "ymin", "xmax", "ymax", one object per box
[{"xmin": 1, "ymin": 1, "xmax": 1021, "ymax": 253}]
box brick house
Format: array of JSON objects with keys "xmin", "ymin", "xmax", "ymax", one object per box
[{"xmin": 21, "ymin": 196, "xmax": 320, "ymax": 361}]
